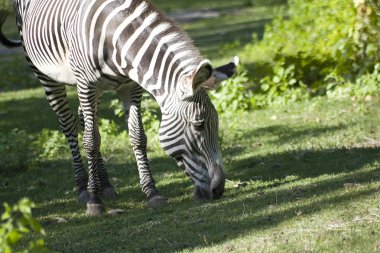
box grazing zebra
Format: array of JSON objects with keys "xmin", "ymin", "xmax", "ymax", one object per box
[{"xmin": 1, "ymin": 0, "xmax": 238, "ymax": 215}]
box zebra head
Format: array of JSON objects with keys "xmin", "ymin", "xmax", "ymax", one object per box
[{"xmin": 159, "ymin": 57, "xmax": 239, "ymax": 200}]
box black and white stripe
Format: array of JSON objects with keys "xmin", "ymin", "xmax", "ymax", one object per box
[{"xmin": 2, "ymin": 0, "xmax": 237, "ymax": 214}]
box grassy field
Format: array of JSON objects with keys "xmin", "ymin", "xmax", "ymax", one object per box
[
  {"xmin": 1, "ymin": 0, "xmax": 380, "ymax": 252},
  {"xmin": 1, "ymin": 88, "xmax": 380, "ymax": 252}
]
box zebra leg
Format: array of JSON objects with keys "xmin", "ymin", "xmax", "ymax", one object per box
[
  {"xmin": 77, "ymin": 105, "xmax": 84, "ymax": 130},
  {"xmin": 40, "ymin": 79, "xmax": 89, "ymax": 203},
  {"xmin": 78, "ymin": 103, "xmax": 116, "ymax": 199},
  {"xmin": 118, "ymin": 84, "xmax": 166, "ymax": 208},
  {"xmin": 78, "ymin": 88, "xmax": 108, "ymax": 215}
]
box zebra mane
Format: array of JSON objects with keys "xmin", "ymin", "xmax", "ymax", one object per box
[
  {"xmin": 144, "ymin": 1, "xmax": 199, "ymax": 47},
  {"xmin": 141, "ymin": 0, "xmax": 203, "ymax": 63}
]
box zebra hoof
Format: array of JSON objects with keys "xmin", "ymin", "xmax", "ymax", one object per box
[
  {"xmin": 148, "ymin": 195, "xmax": 167, "ymax": 208},
  {"xmin": 101, "ymin": 186, "xmax": 117, "ymax": 199},
  {"xmin": 78, "ymin": 190, "xmax": 90, "ymax": 204},
  {"xmin": 86, "ymin": 203, "xmax": 105, "ymax": 216}
]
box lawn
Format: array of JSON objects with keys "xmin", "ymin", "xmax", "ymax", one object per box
[
  {"xmin": 1, "ymin": 0, "xmax": 380, "ymax": 252},
  {"xmin": 1, "ymin": 87, "xmax": 380, "ymax": 252}
]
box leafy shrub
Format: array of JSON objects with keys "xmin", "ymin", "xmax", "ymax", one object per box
[
  {"xmin": 109, "ymin": 93, "xmax": 161, "ymax": 134},
  {"xmin": 326, "ymin": 63, "xmax": 380, "ymax": 100},
  {"xmin": 0, "ymin": 198, "xmax": 52, "ymax": 253},
  {"xmin": 98, "ymin": 118, "xmax": 129, "ymax": 154},
  {"xmin": 99, "ymin": 118, "xmax": 120, "ymax": 137},
  {"xmin": 210, "ymin": 70, "xmax": 253, "ymax": 113},
  {"xmin": 241, "ymin": 0, "xmax": 380, "ymax": 107},
  {"xmin": 34, "ymin": 129, "xmax": 68, "ymax": 160},
  {"xmin": 140, "ymin": 94, "xmax": 161, "ymax": 134},
  {"xmin": 255, "ymin": 59, "xmax": 310, "ymax": 107}
]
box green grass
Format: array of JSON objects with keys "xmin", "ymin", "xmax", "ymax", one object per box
[{"xmin": 2, "ymin": 0, "xmax": 380, "ymax": 252}]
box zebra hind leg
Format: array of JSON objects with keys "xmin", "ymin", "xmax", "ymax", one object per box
[
  {"xmin": 40, "ymin": 78, "xmax": 90, "ymax": 204},
  {"xmin": 118, "ymin": 85, "xmax": 166, "ymax": 208},
  {"xmin": 78, "ymin": 104, "xmax": 116, "ymax": 200}
]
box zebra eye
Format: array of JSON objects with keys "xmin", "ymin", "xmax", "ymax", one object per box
[{"xmin": 191, "ymin": 121, "xmax": 204, "ymax": 131}]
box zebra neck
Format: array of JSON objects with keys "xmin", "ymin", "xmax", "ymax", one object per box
[{"xmin": 82, "ymin": 0, "xmax": 203, "ymax": 105}]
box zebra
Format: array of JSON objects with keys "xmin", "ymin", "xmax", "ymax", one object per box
[{"xmin": 0, "ymin": 0, "xmax": 238, "ymax": 215}]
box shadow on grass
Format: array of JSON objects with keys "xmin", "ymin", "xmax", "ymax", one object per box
[
  {"xmin": 222, "ymin": 123, "xmax": 348, "ymax": 160},
  {"xmin": 245, "ymin": 123, "xmax": 347, "ymax": 145},
  {"xmin": 226, "ymin": 144, "xmax": 379, "ymax": 193},
  {"xmin": 3, "ymin": 145, "xmax": 378, "ymax": 252},
  {"xmin": 0, "ymin": 91, "xmax": 127, "ymax": 134}
]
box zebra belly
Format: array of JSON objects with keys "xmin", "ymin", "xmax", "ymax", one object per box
[{"xmin": 30, "ymin": 59, "xmax": 78, "ymax": 85}]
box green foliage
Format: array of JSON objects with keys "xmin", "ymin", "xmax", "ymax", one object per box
[
  {"xmin": 109, "ymin": 93, "xmax": 161, "ymax": 134},
  {"xmin": 0, "ymin": 129, "xmax": 32, "ymax": 174},
  {"xmin": 0, "ymin": 198, "xmax": 52, "ymax": 253},
  {"xmin": 98, "ymin": 118, "xmax": 129, "ymax": 154},
  {"xmin": 255, "ymin": 60, "xmax": 310, "ymax": 107},
  {"xmin": 241, "ymin": 0, "xmax": 380, "ymax": 107},
  {"xmin": 210, "ymin": 70, "xmax": 253, "ymax": 114},
  {"xmin": 34, "ymin": 129, "xmax": 68, "ymax": 160},
  {"xmin": 326, "ymin": 63, "xmax": 380, "ymax": 100},
  {"xmin": 0, "ymin": 0, "xmax": 12, "ymax": 12},
  {"xmin": 99, "ymin": 118, "xmax": 120, "ymax": 137},
  {"xmin": 141, "ymin": 95, "xmax": 161, "ymax": 134}
]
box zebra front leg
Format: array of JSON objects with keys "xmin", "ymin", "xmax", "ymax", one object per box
[
  {"xmin": 78, "ymin": 104, "xmax": 116, "ymax": 199},
  {"xmin": 41, "ymin": 81, "xmax": 89, "ymax": 203},
  {"xmin": 79, "ymin": 88, "xmax": 108, "ymax": 215},
  {"xmin": 119, "ymin": 85, "xmax": 166, "ymax": 208}
]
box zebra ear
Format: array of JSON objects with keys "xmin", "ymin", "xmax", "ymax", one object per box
[
  {"xmin": 178, "ymin": 60, "xmax": 213, "ymax": 100},
  {"xmin": 203, "ymin": 56, "xmax": 239, "ymax": 90},
  {"xmin": 192, "ymin": 60, "xmax": 213, "ymax": 91}
]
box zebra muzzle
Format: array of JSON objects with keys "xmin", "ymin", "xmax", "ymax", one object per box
[
  {"xmin": 210, "ymin": 166, "xmax": 225, "ymax": 199},
  {"xmin": 194, "ymin": 165, "xmax": 225, "ymax": 200}
]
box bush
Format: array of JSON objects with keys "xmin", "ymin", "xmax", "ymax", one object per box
[
  {"xmin": 241, "ymin": 0, "xmax": 380, "ymax": 107},
  {"xmin": 34, "ymin": 129, "xmax": 68, "ymax": 160},
  {"xmin": 109, "ymin": 93, "xmax": 161, "ymax": 134},
  {"xmin": 326, "ymin": 63, "xmax": 380, "ymax": 100},
  {"xmin": 0, "ymin": 198, "xmax": 52, "ymax": 253},
  {"xmin": 210, "ymin": 70, "xmax": 253, "ymax": 113}
]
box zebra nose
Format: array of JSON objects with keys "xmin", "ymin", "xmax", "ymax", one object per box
[{"xmin": 210, "ymin": 165, "xmax": 225, "ymax": 199}]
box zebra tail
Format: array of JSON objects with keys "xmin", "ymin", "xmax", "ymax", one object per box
[{"xmin": 0, "ymin": 12, "xmax": 22, "ymax": 48}]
